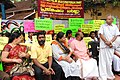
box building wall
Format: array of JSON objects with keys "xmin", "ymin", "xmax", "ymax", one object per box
[{"xmin": 84, "ymin": 6, "xmax": 120, "ymax": 20}]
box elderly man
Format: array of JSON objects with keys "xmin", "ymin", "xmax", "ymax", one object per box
[
  {"xmin": 70, "ymin": 32, "xmax": 99, "ymax": 80},
  {"xmin": 98, "ymin": 15, "xmax": 119, "ymax": 80}
]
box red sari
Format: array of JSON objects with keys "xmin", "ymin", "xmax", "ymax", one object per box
[{"xmin": 3, "ymin": 44, "xmax": 35, "ymax": 80}]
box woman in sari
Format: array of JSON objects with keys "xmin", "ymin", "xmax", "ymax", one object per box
[
  {"xmin": 1, "ymin": 33, "xmax": 34, "ymax": 80},
  {"xmin": 51, "ymin": 32, "xmax": 81, "ymax": 80}
]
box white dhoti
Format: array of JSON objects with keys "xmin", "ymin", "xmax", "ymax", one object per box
[
  {"xmin": 57, "ymin": 60, "xmax": 81, "ymax": 78},
  {"xmin": 99, "ymin": 48, "xmax": 115, "ymax": 80},
  {"xmin": 81, "ymin": 58, "xmax": 99, "ymax": 79},
  {"xmin": 113, "ymin": 55, "xmax": 120, "ymax": 72}
]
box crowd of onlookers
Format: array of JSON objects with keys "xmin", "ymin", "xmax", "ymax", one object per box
[{"xmin": 0, "ymin": 15, "xmax": 120, "ymax": 80}]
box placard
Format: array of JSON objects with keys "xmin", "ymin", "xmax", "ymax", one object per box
[
  {"xmin": 0, "ymin": 37, "xmax": 8, "ymax": 50},
  {"xmin": 69, "ymin": 18, "xmax": 84, "ymax": 28},
  {"xmin": 35, "ymin": 19, "xmax": 53, "ymax": 30},
  {"xmin": 54, "ymin": 24, "xmax": 65, "ymax": 33}
]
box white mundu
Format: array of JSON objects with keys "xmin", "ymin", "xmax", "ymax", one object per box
[
  {"xmin": 98, "ymin": 23, "xmax": 119, "ymax": 80},
  {"xmin": 113, "ymin": 36, "xmax": 120, "ymax": 72},
  {"xmin": 113, "ymin": 55, "xmax": 120, "ymax": 72},
  {"xmin": 52, "ymin": 44, "xmax": 81, "ymax": 78}
]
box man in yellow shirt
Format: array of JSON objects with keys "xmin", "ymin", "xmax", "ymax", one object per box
[{"xmin": 31, "ymin": 31, "xmax": 62, "ymax": 80}]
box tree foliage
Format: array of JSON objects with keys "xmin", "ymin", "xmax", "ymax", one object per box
[{"xmin": 84, "ymin": 0, "xmax": 120, "ymax": 11}]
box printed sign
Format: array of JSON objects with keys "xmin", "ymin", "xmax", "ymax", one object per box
[
  {"xmin": 69, "ymin": 18, "xmax": 84, "ymax": 28},
  {"xmin": 38, "ymin": 0, "xmax": 84, "ymax": 19},
  {"xmin": 54, "ymin": 24, "xmax": 65, "ymax": 33},
  {"xmin": 24, "ymin": 20, "xmax": 38, "ymax": 32},
  {"xmin": 35, "ymin": 19, "xmax": 53, "ymax": 30},
  {"xmin": 0, "ymin": 37, "xmax": 8, "ymax": 50}
]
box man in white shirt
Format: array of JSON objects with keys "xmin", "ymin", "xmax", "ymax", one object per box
[{"xmin": 98, "ymin": 15, "xmax": 119, "ymax": 80}]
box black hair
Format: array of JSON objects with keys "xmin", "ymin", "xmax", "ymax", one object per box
[
  {"xmin": 95, "ymin": 31, "xmax": 98, "ymax": 35},
  {"xmin": 56, "ymin": 32, "xmax": 65, "ymax": 41},
  {"xmin": 56, "ymin": 32, "xmax": 70, "ymax": 54},
  {"xmin": 8, "ymin": 33, "xmax": 21, "ymax": 43},
  {"xmin": 89, "ymin": 31, "xmax": 95, "ymax": 37},
  {"xmin": 66, "ymin": 30, "xmax": 72, "ymax": 37},
  {"xmin": 37, "ymin": 31, "xmax": 46, "ymax": 39},
  {"xmin": 52, "ymin": 33, "xmax": 56, "ymax": 40},
  {"xmin": 2, "ymin": 31, "xmax": 10, "ymax": 37}
]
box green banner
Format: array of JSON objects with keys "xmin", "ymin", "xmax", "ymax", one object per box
[
  {"xmin": 113, "ymin": 18, "xmax": 117, "ymax": 24},
  {"xmin": 88, "ymin": 20, "xmax": 94, "ymax": 24},
  {"xmin": 62, "ymin": 27, "xmax": 78, "ymax": 37},
  {"xmin": 69, "ymin": 18, "xmax": 84, "ymax": 28},
  {"xmin": 0, "ymin": 62, "xmax": 3, "ymax": 71},
  {"xmin": 35, "ymin": 19, "xmax": 53, "ymax": 30}
]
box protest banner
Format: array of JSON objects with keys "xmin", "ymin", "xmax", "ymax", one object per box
[
  {"xmin": 0, "ymin": 37, "xmax": 8, "ymax": 50},
  {"xmin": 45, "ymin": 35, "xmax": 52, "ymax": 44},
  {"xmin": 53, "ymin": 20, "xmax": 68, "ymax": 28},
  {"xmin": 54, "ymin": 24, "xmax": 65, "ymax": 33},
  {"xmin": 83, "ymin": 37, "xmax": 92, "ymax": 48},
  {"xmin": 113, "ymin": 18, "xmax": 117, "ymax": 24},
  {"xmin": 25, "ymin": 33, "xmax": 29, "ymax": 41},
  {"xmin": 35, "ymin": 19, "xmax": 53, "ymax": 30},
  {"xmin": 0, "ymin": 62, "xmax": 3, "ymax": 71},
  {"xmin": 62, "ymin": 27, "xmax": 78, "ymax": 37},
  {"xmin": 88, "ymin": 20, "xmax": 94, "ymax": 24},
  {"xmin": 93, "ymin": 24, "xmax": 101, "ymax": 31},
  {"xmin": 62, "ymin": 28, "xmax": 68, "ymax": 34},
  {"xmin": 70, "ymin": 28, "xmax": 78, "ymax": 37},
  {"xmin": 0, "ymin": 18, "xmax": 1, "ymax": 32},
  {"xmin": 69, "ymin": 18, "xmax": 84, "ymax": 28},
  {"xmin": 93, "ymin": 20, "xmax": 105, "ymax": 25},
  {"xmin": 81, "ymin": 24, "xmax": 93, "ymax": 34},
  {"xmin": 32, "ymin": 36, "xmax": 37, "ymax": 43},
  {"xmin": 93, "ymin": 20, "xmax": 105, "ymax": 31},
  {"xmin": 38, "ymin": 0, "xmax": 84, "ymax": 19},
  {"xmin": 88, "ymin": 20, "xmax": 105, "ymax": 31},
  {"xmin": 24, "ymin": 20, "xmax": 38, "ymax": 32}
]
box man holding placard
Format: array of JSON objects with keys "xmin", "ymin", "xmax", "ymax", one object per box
[{"xmin": 98, "ymin": 15, "xmax": 119, "ymax": 80}]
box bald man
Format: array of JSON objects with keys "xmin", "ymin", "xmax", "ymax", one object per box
[
  {"xmin": 70, "ymin": 32, "xmax": 99, "ymax": 80},
  {"xmin": 98, "ymin": 15, "xmax": 119, "ymax": 80}
]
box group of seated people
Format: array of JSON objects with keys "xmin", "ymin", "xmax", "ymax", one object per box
[{"xmin": 0, "ymin": 28, "xmax": 120, "ymax": 80}]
